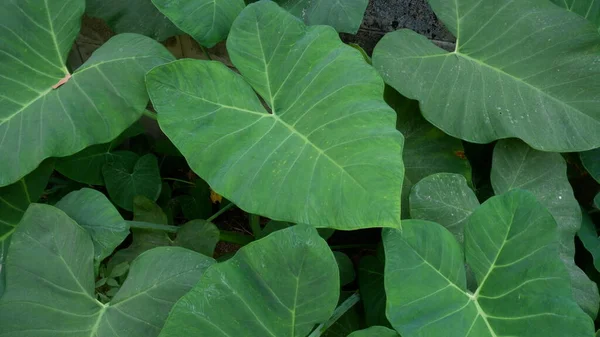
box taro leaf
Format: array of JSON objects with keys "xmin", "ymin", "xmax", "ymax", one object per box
[
  {"xmin": 579, "ymin": 211, "xmax": 600, "ymax": 273},
  {"xmin": 108, "ymin": 229, "xmax": 172, "ymax": 272},
  {"xmin": 551, "ymin": 0, "xmax": 600, "ymax": 30},
  {"xmin": 334, "ymin": 251, "xmax": 356, "ymax": 286},
  {"xmin": 56, "ymin": 188, "xmax": 130, "ymax": 265},
  {"xmin": 0, "ymin": 204, "xmax": 215, "ymax": 337},
  {"xmin": 177, "ymin": 179, "xmax": 213, "ymax": 221},
  {"xmin": 348, "ymin": 326, "xmax": 400, "ymax": 337},
  {"xmin": 409, "ymin": 173, "xmax": 479, "ymax": 244},
  {"xmin": 147, "ymin": 1, "xmax": 404, "ymax": 230},
  {"xmin": 152, "ymin": 0, "xmax": 245, "ymax": 47},
  {"xmin": 276, "ymin": 0, "xmax": 368, "ymax": 34},
  {"xmin": 491, "ymin": 139, "xmax": 599, "ymax": 317},
  {"xmin": 0, "ymin": 159, "xmax": 53, "ymax": 295},
  {"xmin": 322, "ymin": 291, "xmax": 361, "ymax": 337},
  {"xmin": 383, "ymin": 190, "xmax": 595, "ymax": 337},
  {"xmin": 172, "ymin": 220, "xmax": 220, "ymax": 257},
  {"xmin": 372, "ymin": 0, "xmax": 600, "ymax": 152},
  {"xmin": 358, "ymin": 245, "xmax": 390, "ymax": 328},
  {"xmin": 134, "ymin": 195, "xmax": 168, "ymax": 225},
  {"xmin": 0, "ymin": 0, "xmax": 175, "ymax": 187},
  {"xmin": 55, "ymin": 123, "xmax": 145, "ymax": 185},
  {"xmin": 581, "ymin": 148, "xmax": 600, "ymax": 184},
  {"xmin": 103, "ymin": 153, "xmax": 162, "ymax": 211},
  {"xmin": 86, "ymin": 0, "xmax": 181, "ymax": 41},
  {"xmin": 158, "ymin": 224, "xmax": 339, "ymax": 337},
  {"xmin": 385, "ymin": 87, "xmax": 470, "ymax": 219}
]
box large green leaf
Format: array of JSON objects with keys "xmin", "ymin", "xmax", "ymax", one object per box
[
  {"xmin": 385, "ymin": 87, "xmax": 470, "ymax": 218},
  {"xmin": 276, "ymin": 0, "xmax": 368, "ymax": 34},
  {"xmin": 158, "ymin": 225, "xmax": 339, "ymax": 337},
  {"xmin": 0, "ymin": 159, "xmax": 53, "ymax": 295},
  {"xmin": 0, "ymin": 0, "xmax": 175, "ymax": 187},
  {"xmin": 551, "ymin": 0, "xmax": 600, "ymax": 30},
  {"xmin": 103, "ymin": 153, "xmax": 162, "ymax": 211},
  {"xmin": 56, "ymin": 188, "xmax": 130, "ymax": 265},
  {"xmin": 0, "ymin": 204, "xmax": 215, "ymax": 337},
  {"xmin": 383, "ymin": 190, "xmax": 594, "ymax": 337},
  {"xmin": 152, "ymin": 0, "xmax": 245, "ymax": 47},
  {"xmin": 86, "ymin": 0, "xmax": 181, "ymax": 41},
  {"xmin": 581, "ymin": 148, "xmax": 600, "ymax": 184},
  {"xmin": 373, "ymin": 0, "xmax": 600, "ymax": 152},
  {"xmin": 579, "ymin": 211, "xmax": 600, "ymax": 273},
  {"xmin": 409, "ymin": 173, "xmax": 480, "ymax": 244},
  {"xmin": 348, "ymin": 326, "xmax": 399, "ymax": 337},
  {"xmin": 147, "ymin": 1, "xmax": 404, "ymax": 230},
  {"xmin": 491, "ymin": 139, "xmax": 599, "ymax": 317},
  {"xmin": 55, "ymin": 123, "xmax": 144, "ymax": 185}
]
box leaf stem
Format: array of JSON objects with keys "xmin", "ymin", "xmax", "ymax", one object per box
[
  {"xmin": 249, "ymin": 214, "xmax": 261, "ymax": 238},
  {"xmin": 126, "ymin": 221, "xmax": 179, "ymax": 233},
  {"xmin": 207, "ymin": 202, "xmax": 235, "ymax": 222},
  {"xmin": 143, "ymin": 109, "xmax": 158, "ymax": 121},
  {"xmin": 162, "ymin": 177, "xmax": 195, "ymax": 185},
  {"xmin": 307, "ymin": 292, "xmax": 361, "ymax": 337},
  {"xmin": 200, "ymin": 45, "xmax": 212, "ymax": 60}
]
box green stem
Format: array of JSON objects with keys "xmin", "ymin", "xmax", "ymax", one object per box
[
  {"xmin": 127, "ymin": 221, "xmax": 179, "ymax": 233},
  {"xmin": 219, "ymin": 230, "xmax": 254, "ymax": 246},
  {"xmin": 200, "ymin": 45, "xmax": 212, "ymax": 60},
  {"xmin": 308, "ymin": 292, "xmax": 361, "ymax": 337},
  {"xmin": 207, "ymin": 202, "xmax": 235, "ymax": 222},
  {"xmin": 249, "ymin": 214, "xmax": 261, "ymax": 238},
  {"xmin": 143, "ymin": 109, "xmax": 158, "ymax": 121},
  {"xmin": 162, "ymin": 177, "xmax": 195, "ymax": 186}
]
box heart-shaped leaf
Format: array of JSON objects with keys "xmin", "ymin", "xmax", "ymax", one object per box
[
  {"xmin": 0, "ymin": 159, "xmax": 54, "ymax": 295},
  {"xmin": 152, "ymin": 0, "xmax": 245, "ymax": 47},
  {"xmin": 103, "ymin": 153, "xmax": 162, "ymax": 211},
  {"xmin": 384, "ymin": 190, "xmax": 594, "ymax": 337},
  {"xmin": 0, "ymin": 204, "xmax": 215, "ymax": 337},
  {"xmin": 0, "ymin": 0, "xmax": 175, "ymax": 187},
  {"xmin": 373, "ymin": 0, "xmax": 600, "ymax": 152},
  {"xmin": 56, "ymin": 188, "xmax": 130, "ymax": 265},
  {"xmin": 147, "ymin": 1, "xmax": 404, "ymax": 230},
  {"xmin": 348, "ymin": 326, "xmax": 400, "ymax": 337},
  {"xmin": 86, "ymin": 0, "xmax": 182, "ymax": 40},
  {"xmin": 276, "ymin": 0, "xmax": 368, "ymax": 34},
  {"xmin": 491, "ymin": 139, "xmax": 599, "ymax": 317},
  {"xmin": 158, "ymin": 224, "xmax": 339, "ymax": 337},
  {"xmin": 409, "ymin": 173, "xmax": 479, "ymax": 244},
  {"xmin": 385, "ymin": 87, "xmax": 470, "ymax": 218},
  {"xmin": 551, "ymin": 0, "xmax": 600, "ymax": 30}
]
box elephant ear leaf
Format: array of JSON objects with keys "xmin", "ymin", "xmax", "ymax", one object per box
[
  {"xmin": 158, "ymin": 225, "xmax": 340, "ymax": 337},
  {"xmin": 0, "ymin": 0, "xmax": 175, "ymax": 187},
  {"xmin": 373, "ymin": 0, "xmax": 600, "ymax": 152},
  {"xmin": 550, "ymin": 0, "xmax": 600, "ymax": 30},
  {"xmin": 0, "ymin": 204, "xmax": 214, "ymax": 337},
  {"xmin": 147, "ymin": 1, "xmax": 404, "ymax": 230},
  {"xmin": 384, "ymin": 190, "xmax": 594, "ymax": 337}
]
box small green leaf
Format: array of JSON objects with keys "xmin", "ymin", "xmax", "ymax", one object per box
[
  {"xmin": 103, "ymin": 154, "xmax": 162, "ymax": 211},
  {"xmin": 492, "ymin": 139, "xmax": 599, "ymax": 317},
  {"xmin": 579, "ymin": 212, "xmax": 600, "ymax": 273},
  {"xmin": 109, "ymin": 262, "xmax": 130, "ymax": 278},
  {"xmin": 386, "ymin": 88, "xmax": 471, "ymax": 219},
  {"xmin": 152, "ymin": 0, "xmax": 245, "ymax": 47},
  {"xmin": 56, "ymin": 188, "xmax": 130, "ymax": 265},
  {"xmin": 158, "ymin": 225, "xmax": 340, "ymax": 337},
  {"xmin": 106, "ymin": 278, "xmax": 119, "ymax": 287},
  {"xmin": 334, "ymin": 251, "xmax": 356, "ymax": 286},
  {"xmin": 86, "ymin": 0, "xmax": 182, "ymax": 40},
  {"xmin": 172, "ymin": 220, "xmax": 220, "ymax": 257},
  {"xmin": 581, "ymin": 148, "xmax": 600, "ymax": 184},
  {"xmin": 384, "ymin": 190, "xmax": 594, "ymax": 337},
  {"xmin": 373, "ymin": 0, "xmax": 600, "ymax": 152},
  {"xmin": 409, "ymin": 173, "xmax": 479, "ymax": 244},
  {"xmin": 95, "ymin": 277, "xmax": 107, "ymax": 288},
  {"xmin": 177, "ymin": 180, "xmax": 213, "ymax": 221},
  {"xmin": 134, "ymin": 195, "xmax": 168, "ymax": 225},
  {"xmin": 0, "ymin": 204, "xmax": 215, "ymax": 337},
  {"xmin": 358, "ymin": 245, "xmax": 390, "ymax": 328},
  {"xmin": 147, "ymin": 1, "xmax": 404, "ymax": 230},
  {"xmin": 348, "ymin": 326, "xmax": 400, "ymax": 337}
]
